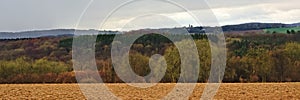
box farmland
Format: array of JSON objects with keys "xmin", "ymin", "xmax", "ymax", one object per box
[
  {"xmin": 264, "ymin": 27, "xmax": 300, "ymax": 34},
  {"xmin": 0, "ymin": 83, "xmax": 299, "ymax": 99}
]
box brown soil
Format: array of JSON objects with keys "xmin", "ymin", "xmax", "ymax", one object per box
[{"xmin": 0, "ymin": 83, "xmax": 299, "ymax": 99}]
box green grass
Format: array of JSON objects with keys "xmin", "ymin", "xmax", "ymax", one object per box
[{"xmin": 264, "ymin": 27, "xmax": 300, "ymax": 34}]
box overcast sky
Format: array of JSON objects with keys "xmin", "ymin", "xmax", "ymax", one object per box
[{"xmin": 0, "ymin": 0, "xmax": 299, "ymax": 32}]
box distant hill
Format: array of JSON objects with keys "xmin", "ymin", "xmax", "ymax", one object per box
[
  {"xmin": 185, "ymin": 22, "xmax": 299, "ymax": 33},
  {"xmin": 288, "ymin": 22, "xmax": 300, "ymax": 27},
  {"xmin": 221, "ymin": 22, "xmax": 287, "ymax": 32},
  {"xmin": 0, "ymin": 22, "xmax": 299, "ymax": 39},
  {"xmin": 0, "ymin": 29, "xmax": 118, "ymax": 39}
]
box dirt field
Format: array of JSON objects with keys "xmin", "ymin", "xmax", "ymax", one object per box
[{"xmin": 0, "ymin": 83, "xmax": 299, "ymax": 99}]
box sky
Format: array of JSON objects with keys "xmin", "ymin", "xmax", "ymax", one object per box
[{"xmin": 0, "ymin": 0, "xmax": 299, "ymax": 32}]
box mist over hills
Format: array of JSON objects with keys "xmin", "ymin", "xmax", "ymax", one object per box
[
  {"xmin": 0, "ymin": 29, "xmax": 119, "ymax": 39},
  {"xmin": 0, "ymin": 22, "xmax": 299, "ymax": 39}
]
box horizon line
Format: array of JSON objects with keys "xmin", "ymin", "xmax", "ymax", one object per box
[{"xmin": 0, "ymin": 21, "xmax": 299, "ymax": 33}]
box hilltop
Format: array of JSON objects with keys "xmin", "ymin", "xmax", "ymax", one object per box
[{"xmin": 0, "ymin": 22, "xmax": 299, "ymax": 39}]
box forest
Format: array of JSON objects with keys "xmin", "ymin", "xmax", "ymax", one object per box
[{"xmin": 0, "ymin": 31, "xmax": 300, "ymax": 83}]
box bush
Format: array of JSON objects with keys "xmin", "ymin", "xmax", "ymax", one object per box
[{"xmin": 0, "ymin": 57, "xmax": 69, "ymax": 83}]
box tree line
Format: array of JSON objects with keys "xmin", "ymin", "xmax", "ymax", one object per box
[{"xmin": 0, "ymin": 33, "xmax": 299, "ymax": 83}]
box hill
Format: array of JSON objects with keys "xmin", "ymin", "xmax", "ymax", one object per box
[
  {"xmin": 221, "ymin": 22, "xmax": 286, "ymax": 32},
  {"xmin": 0, "ymin": 29, "xmax": 118, "ymax": 39},
  {"xmin": 0, "ymin": 22, "xmax": 299, "ymax": 39}
]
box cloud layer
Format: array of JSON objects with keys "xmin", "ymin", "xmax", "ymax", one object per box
[{"xmin": 0, "ymin": 0, "xmax": 299, "ymax": 31}]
